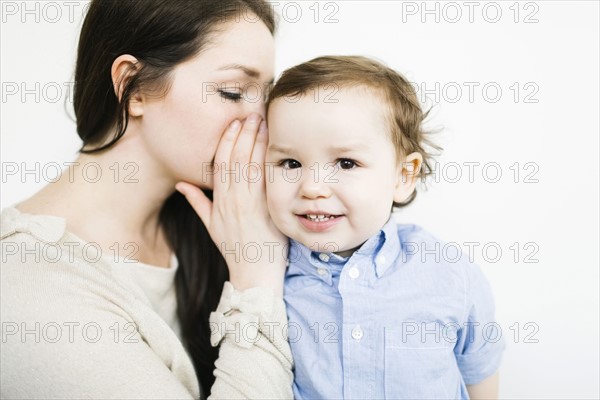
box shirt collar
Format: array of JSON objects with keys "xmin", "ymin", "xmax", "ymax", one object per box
[
  {"xmin": 354, "ymin": 216, "xmax": 401, "ymax": 278},
  {"xmin": 288, "ymin": 238, "xmax": 347, "ymax": 285},
  {"xmin": 287, "ymin": 216, "xmax": 401, "ymax": 283}
]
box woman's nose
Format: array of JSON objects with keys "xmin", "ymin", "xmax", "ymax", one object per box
[{"xmin": 244, "ymin": 99, "xmax": 266, "ymax": 121}]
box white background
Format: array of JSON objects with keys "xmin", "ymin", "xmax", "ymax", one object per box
[{"xmin": 1, "ymin": 1, "xmax": 599, "ymax": 398}]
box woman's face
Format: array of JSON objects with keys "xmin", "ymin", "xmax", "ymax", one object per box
[{"xmin": 138, "ymin": 17, "xmax": 275, "ymax": 189}]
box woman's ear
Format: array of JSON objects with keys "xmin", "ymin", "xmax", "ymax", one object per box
[
  {"xmin": 393, "ymin": 152, "xmax": 423, "ymax": 203},
  {"xmin": 111, "ymin": 54, "xmax": 144, "ymax": 117}
]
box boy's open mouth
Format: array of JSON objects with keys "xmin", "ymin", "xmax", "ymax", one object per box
[
  {"xmin": 295, "ymin": 212, "xmax": 344, "ymax": 232},
  {"xmin": 302, "ymin": 214, "xmax": 341, "ymax": 222}
]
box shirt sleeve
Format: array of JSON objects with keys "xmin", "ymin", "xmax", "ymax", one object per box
[
  {"xmin": 209, "ymin": 282, "xmax": 294, "ymax": 399},
  {"xmin": 454, "ymin": 262, "xmax": 505, "ymax": 385}
]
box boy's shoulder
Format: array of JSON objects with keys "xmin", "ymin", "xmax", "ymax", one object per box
[
  {"xmin": 389, "ymin": 219, "xmax": 477, "ymax": 271},
  {"xmin": 391, "ymin": 220, "xmax": 445, "ymax": 248},
  {"xmin": 388, "ymin": 220, "xmax": 492, "ymax": 297}
]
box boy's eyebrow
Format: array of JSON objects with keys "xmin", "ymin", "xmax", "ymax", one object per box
[
  {"xmin": 332, "ymin": 144, "xmax": 370, "ymax": 152},
  {"xmin": 267, "ymin": 143, "xmax": 370, "ymax": 153},
  {"xmin": 266, "ymin": 144, "xmax": 291, "ymax": 153}
]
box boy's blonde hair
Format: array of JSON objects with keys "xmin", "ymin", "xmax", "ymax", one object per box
[{"xmin": 267, "ymin": 55, "xmax": 440, "ymax": 207}]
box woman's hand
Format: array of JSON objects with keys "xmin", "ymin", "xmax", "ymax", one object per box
[{"xmin": 175, "ymin": 113, "xmax": 287, "ymax": 297}]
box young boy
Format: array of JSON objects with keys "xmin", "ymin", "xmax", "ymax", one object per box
[{"xmin": 265, "ymin": 56, "xmax": 505, "ymax": 399}]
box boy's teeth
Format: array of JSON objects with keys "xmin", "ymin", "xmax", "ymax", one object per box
[{"xmin": 305, "ymin": 214, "xmax": 335, "ymax": 222}]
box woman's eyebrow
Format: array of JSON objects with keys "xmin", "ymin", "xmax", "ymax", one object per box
[{"xmin": 218, "ymin": 63, "xmax": 261, "ymax": 79}]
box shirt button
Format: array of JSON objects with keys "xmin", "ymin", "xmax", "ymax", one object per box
[
  {"xmin": 348, "ymin": 267, "xmax": 360, "ymax": 280},
  {"xmin": 318, "ymin": 253, "xmax": 330, "ymax": 262},
  {"xmin": 375, "ymin": 254, "xmax": 387, "ymax": 266},
  {"xmin": 317, "ymin": 268, "xmax": 327, "ymax": 276},
  {"xmin": 351, "ymin": 326, "xmax": 363, "ymax": 341}
]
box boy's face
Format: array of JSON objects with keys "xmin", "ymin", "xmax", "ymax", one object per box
[{"xmin": 266, "ymin": 86, "xmax": 421, "ymax": 256}]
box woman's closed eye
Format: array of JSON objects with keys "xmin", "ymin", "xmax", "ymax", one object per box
[
  {"xmin": 278, "ymin": 159, "xmax": 301, "ymax": 169},
  {"xmin": 218, "ymin": 90, "xmax": 243, "ymax": 102}
]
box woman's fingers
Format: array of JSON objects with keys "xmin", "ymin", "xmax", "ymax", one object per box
[
  {"xmin": 213, "ymin": 119, "xmax": 242, "ymax": 193},
  {"xmin": 230, "ymin": 113, "xmax": 262, "ymax": 179},
  {"xmin": 248, "ymin": 121, "xmax": 268, "ymax": 194},
  {"xmin": 175, "ymin": 182, "xmax": 212, "ymax": 228}
]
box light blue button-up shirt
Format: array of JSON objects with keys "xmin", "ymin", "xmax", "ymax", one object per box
[{"xmin": 284, "ymin": 217, "xmax": 505, "ymax": 399}]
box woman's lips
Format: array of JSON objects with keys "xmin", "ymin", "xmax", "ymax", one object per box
[{"xmin": 296, "ymin": 214, "xmax": 344, "ymax": 232}]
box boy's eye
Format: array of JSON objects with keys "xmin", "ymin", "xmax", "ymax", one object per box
[
  {"xmin": 338, "ymin": 158, "xmax": 357, "ymax": 170},
  {"xmin": 218, "ymin": 90, "xmax": 243, "ymax": 102},
  {"xmin": 279, "ymin": 159, "xmax": 301, "ymax": 169}
]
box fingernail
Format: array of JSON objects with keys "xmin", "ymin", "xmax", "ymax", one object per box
[
  {"xmin": 248, "ymin": 113, "xmax": 260, "ymax": 124},
  {"xmin": 229, "ymin": 120, "xmax": 241, "ymax": 131}
]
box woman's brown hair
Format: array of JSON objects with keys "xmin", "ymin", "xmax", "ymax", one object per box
[{"xmin": 73, "ymin": 0, "xmax": 275, "ymax": 395}]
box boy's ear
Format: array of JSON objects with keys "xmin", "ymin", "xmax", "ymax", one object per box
[
  {"xmin": 393, "ymin": 152, "xmax": 423, "ymax": 203},
  {"xmin": 111, "ymin": 54, "xmax": 144, "ymax": 117}
]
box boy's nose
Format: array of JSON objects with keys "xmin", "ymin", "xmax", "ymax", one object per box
[{"xmin": 299, "ymin": 174, "xmax": 332, "ymax": 199}]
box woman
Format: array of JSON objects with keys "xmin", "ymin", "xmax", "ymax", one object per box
[{"xmin": 0, "ymin": 0, "xmax": 292, "ymax": 398}]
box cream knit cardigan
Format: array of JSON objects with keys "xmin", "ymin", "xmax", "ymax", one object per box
[{"xmin": 0, "ymin": 207, "xmax": 293, "ymax": 399}]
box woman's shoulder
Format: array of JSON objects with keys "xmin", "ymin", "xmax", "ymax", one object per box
[
  {"xmin": 1, "ymin": 206, "xmax": 144, "ymax": 314},
  {"xmin": 2, "ymin": 205, "xmax": 99, "ymax": 274},
  {"xmin": 1, "ymin": 205, "xmax": 68, "ymax": 245}
]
